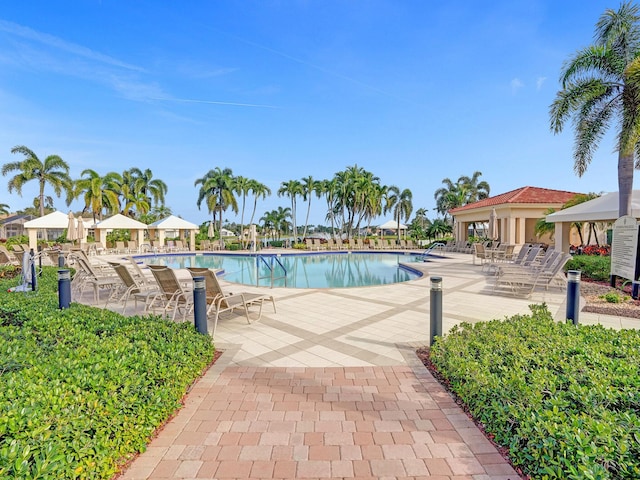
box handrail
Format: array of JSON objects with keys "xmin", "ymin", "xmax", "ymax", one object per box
[{"xmin": 256, "ymin": 254, "xmax": 287, "ymax": 287}]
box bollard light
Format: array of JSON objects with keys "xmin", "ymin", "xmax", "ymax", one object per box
[
  {"xmin": 430, "ymin": 276, "xmax": 443, "ymax": 346},
  {"xmin": 58, "ymin": 269, "xmax": 71, "ymax": 309},
  {"xmin": 566, "ymin": 270, "xmax": 581, "ymax": 325},
  {"xmin": 58, "ymin": 254, "xmax": 65, "ymax": 268},
  {"xmin": 192, "ymin": 276, "xmax": 208, "ymax": 335}
]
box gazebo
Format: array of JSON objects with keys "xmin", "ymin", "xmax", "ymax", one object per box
[
  {"xmin": 148, "ymin": 215, "xmax": 199, "ymax": 251},
  {"xmin": 93, "ymin": 214, "xmax": 147, "ymax": 249},
  {"xmin": 23, "ymin": 211, "xmax": 91, "ymax": 249},
  {"xmin": 378, "ymin": 220, "xmax": 408, "ymax": 234}
]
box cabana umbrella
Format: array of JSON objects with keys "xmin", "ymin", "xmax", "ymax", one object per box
[
  {"xmin": 66, "ymin": 212, "xmax": 77, "ymax": 242},
  {"xmin": 488, "ymin": 208, "xmax": 498, "ymax": 241},
  {"xmin": 76, "ymin": 216, "xmax": 85, "ymax": 244},
  {"xmin": 208, "ymin": 221, "xmax": 215, "ymax": 238}
]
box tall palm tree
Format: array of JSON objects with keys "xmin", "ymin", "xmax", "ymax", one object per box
[
  {"xmin": 278, "ymin": 180, "xmax": 303, "ymax": 242},
  {"xmin": 0, "ymin": 203, "xmax": 10, "ymax": 215},
  {"xmin": 248, "ymin": 180, "xmax": 271, "ymax": 232},
  {"xmin": 319, "ymin": 178, "xmax": 339, "ymax": 238},
  {"xmin": 234, "ymin": 176, "xmax": 251, "ymax": 247},
  {"xmin": 2, "ymin": 146, "xmax": 72, "ymax": 216},
  {"xmin": 300, "ymin": 175, "xmax": 321, "ymax": 240},
  {"xmin": 72, "ymin": 169, "xmax": 120, "ymax": 222},
  {"xmin": 386, "ymin": 186, "xmax": 413, "ymax": 243},
  {"xmin": 550, "ymin": 1, "xmax": 640, "ymax": 217},
  {"xmin": 128, "ymin": 167, "xmax": 168, "ymax": 207},
  {"xmin": 195, "ymin": 168, "xmax": 238, "ymax": 248},
  {"xmin": 458, "ymin": 171, "xmax": 490, "ymax": 203}
]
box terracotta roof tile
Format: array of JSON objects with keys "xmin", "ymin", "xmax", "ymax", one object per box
[{"xmin": 449, "ymin": 186, "xmax": 581, "ymax": 213}]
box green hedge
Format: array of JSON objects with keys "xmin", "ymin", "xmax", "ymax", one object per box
[
  {"xmin": 564, "ymin": 255, "xmax": 611, "ymax": 282},
  {"xmin": 430, "ymin": 304, "xmax": 640, "ymax": 479},
  {"xmin": 0, "ymin": 268, "xmax": 215, "ymax": 479}
]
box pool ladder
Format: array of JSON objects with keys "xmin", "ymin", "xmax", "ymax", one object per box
[{"xmin": 256, "ymin": 255, "xmax": 287, "ymax": 287}]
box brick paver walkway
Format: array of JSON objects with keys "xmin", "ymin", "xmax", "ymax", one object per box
[{"xmin": 122, "ymin": 364, "xmax": 519, "ymax": 479}]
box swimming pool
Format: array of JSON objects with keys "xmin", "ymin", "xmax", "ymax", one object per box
[{"xmin": 140, "ymin": 252, "xmax": 425, "ymax": 288}]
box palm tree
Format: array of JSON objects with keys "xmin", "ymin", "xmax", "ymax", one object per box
[
  {"xmin": 72, "ymin": 169, "xmax": 120, "ymax": 222},
  {"xmin": 458, "ymin": 171, "xmax": 490, "ymax": 203},
  {"xmin": 428, "ymin": 219, "xmax": 452, "ymax": 239},
  {"xmin": 550, "ymin": 1, "xmax": 640, "ymax": 217},
  {"xmin": 0, "ymin": 203, "xmax": 10, "ymax": 215},
  {"xmin": 128, "ymin": 167, "xmax": 168, "ymax": 207},
  {"xmin": 2, "ymin": 146, "xmax": 72, "ymax": 216},
  {"xmin": 386, "ymin": 186, "xmax": 413, "ymax": 243},
  {"xmin": 234, "ymin": 176, "xmax": 251, "ymax": 248},
  {"xmin": 195, "ymin": 168, "xmax": 238, "ymax": 248},
  {"xmin": 278, "ymin": 180, "xmax": 303, "ymax": 242},
  {"xmin": 300, "ymin": 175, "xmax": 321, "ymax": 240},
  {"xmin": 248, "ymin": 180, "xmax": 271, "ymax": 232}
]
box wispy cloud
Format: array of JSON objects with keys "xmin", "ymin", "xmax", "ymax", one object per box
[
  {"xmin": 536, "ymin": 76, "xmax": 547, "ymax": 90},
  {"xmin": 0, "ymin": 19, "xmax": 144, "ymax": 72},
  {"xmin": 211, "ymin": 27, "xmax": 404, "ymax": 101},
  {"xmin": 510, "ymin": 77, "xmax": 524, "ymax": 94},
  {"xmin": 149, "ymin": 97, "xmax": 280, "ymax": 109}
]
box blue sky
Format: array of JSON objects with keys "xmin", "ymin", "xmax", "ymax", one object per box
[{"xmin": 0, "ymin": 1, "xmax": 623, "ymax": 227}]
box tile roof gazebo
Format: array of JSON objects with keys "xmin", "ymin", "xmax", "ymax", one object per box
[{"xmin": 449, "ymin": 186, "xmax": 580, "ymax": 246}]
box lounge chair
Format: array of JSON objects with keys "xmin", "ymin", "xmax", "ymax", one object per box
[
  {"xmin": 492, "ymin": 251, "xmax": 571, "ymax": 297},
  {"xmin": 473, "ymin": 243, "xmax": 491, "ymax": 268},
  {"xmin": 147, "ymin": 265, "xmax": 193, "ymax": 321},
  {"xmin": 105, "ymin": 263, "xmax": 160, "ymax": 313},
  {"xmin": 313, "ymin": 239, "xmax": 325, "ymax": 250},
  {"xmin": 126, "ymin": 240, "xmax": 139, "ymax": 253},
  {"xmin": 68, "ymin": 253, "xmax": 119, "ymax": 302},
  {"xmin": 187, "ymin": 267, "xmax": 276, "ymax": 336}
]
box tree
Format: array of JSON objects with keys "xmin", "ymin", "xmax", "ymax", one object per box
[
  {"xmin": 278, "ymin": 180, "xmax": 303, "ymax": 242},
  {"xmin": 248, "ymin": 180, "xmax": 271, "ymax": 233},
  {"xmin": 128, "ymin": 168, "xmax": 168, "ymax": 207},
  {"xmin": 72, "ymin": 169, "xmax": 120, "ymax": 223},
  {"xmin": 195, "ymin": 168, "xmax": 238, "ymax": 248},
  {"xmin": 300, "ymin": 175, "xmax": 321, "ymax": 240},
  {"xmin": 458, "ymin": 171, "xmax": 490, "ymax": 204},
  {"xmin": 427, "ymin": 218, "xmax": 452, "ymax": 239},
  {"xmin": 0, "ymin": 203, "xmax": 9, "ymax": 215},
  {"xmin": 550, "ymin": 1, "xmax": 640, "ymax": 217},
  {"xmin": 234, "ymin": 176, "xmax": 251, "ymax": 248},
  {"xmin": 2, "ymin": 146, "xmax": 71, "ymax": 216},
  {"xmin": 386, "ymin": 186, "xmax": 413, "ymax": 243}
]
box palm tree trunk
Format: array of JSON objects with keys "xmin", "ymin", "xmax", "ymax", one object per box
[
  {"xmin": 39, "ymin": 181, "xmax": 46, "ymax": 217},
  {"xmin": 618, "ymin": 151, "xmax": 634, "ymax": 217}
]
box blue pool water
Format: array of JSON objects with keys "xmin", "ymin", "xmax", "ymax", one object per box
[{"xmin": 140, "ymin": 252, "xmax": 425, "ymax": 288}]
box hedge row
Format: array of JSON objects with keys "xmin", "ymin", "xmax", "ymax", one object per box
[
  {"xmin": 0, "ymin": 268, "xmax": 215, "ymax": 479},
  {"xmin": 430, "ymin": 304, "xmax": 640, "ymax": 479}
]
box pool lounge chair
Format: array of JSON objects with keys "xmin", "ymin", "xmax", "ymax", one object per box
[
  {"xmin": 147, "ymin": 265, "xmax": 193, "ymax": 321},
  {"xmin": 187, "ymin": 267, "xmax": 276, "ymax": 336},
  {"xmin": 105, "ymin": 263, "xmax": 160, "ymax": 313}
]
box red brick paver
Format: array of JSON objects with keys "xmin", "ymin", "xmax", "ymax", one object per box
[{"xmin": 120, "ymin": 365, "xmax": 520, "ymax": 479}]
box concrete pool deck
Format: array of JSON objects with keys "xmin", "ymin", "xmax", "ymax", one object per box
[{"xmin": 75, "ymin": 250, "xmax": 638, "ymax": 479}]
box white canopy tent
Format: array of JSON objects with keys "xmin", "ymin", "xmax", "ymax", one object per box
[
  {"xmin": 148, "ymin": 215, "xmax": 199, "ymax": 251},
  {"xmin": 23, "ymin": 211, "xmax": 91, "ymax": 249},
  {"xmin": 93, "ymin": 214, "xmax": 147, "ymax": 249},
  {"xmin": 378, "ymin": 220, "xmax": 408, "ymax": 231},
  {"xmin": 545, "ymin": 191, "xmax": 640, "ymax": 252}
]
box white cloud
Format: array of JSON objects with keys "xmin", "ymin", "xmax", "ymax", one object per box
[
  {"xmin": 510, "ymin": 77, "xmax": 524, "ymax": 94},
  {"xmin": 536, "ymin": 76, "xmax": 547, "ymax": 90}
]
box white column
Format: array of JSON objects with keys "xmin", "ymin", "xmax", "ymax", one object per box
[{"xmin": 553, "ymin": 222, "xmax": 571, "ymax": 253}]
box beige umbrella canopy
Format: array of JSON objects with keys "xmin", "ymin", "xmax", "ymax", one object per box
[
  {"xmin": 66, "ymin": 212, "xmax": 77, "ymax": 242},
  {"xmin": 76, "ymin": 216, "xmax": 85, "ymax": 244},
  {"xmin": 208, "ymin": 221, "xmax": 215, "ymax": 238},
  {"xmin": 488, "ymin": 208, "xmax": 499, "ymax": 241}
]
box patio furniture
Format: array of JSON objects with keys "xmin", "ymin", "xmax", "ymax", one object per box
[
  {"xmin": 147, "ymin": 265, "xmax": 193, "ymax": 321},
  {"xmin": 187, "ymin": 266, "xmax": 276, "ymax": 336}
]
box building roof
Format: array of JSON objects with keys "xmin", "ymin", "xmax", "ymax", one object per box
[
  {"xmin": 94, "ymin": 213, "xmax": 148, "ymax": 230},
  {"xmin": 449, "ymin": 186, "xmax": 580, "ymax": 214},
  {"xmin": 149, "ymin": 215, "xmax": 198, "ymax": 230},
  {"xmin": 546, "ymin": 191, "xmax": 640, "ymax": 223}
]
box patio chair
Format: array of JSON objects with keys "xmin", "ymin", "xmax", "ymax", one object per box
[
  {"xmin": 105, "ymin": 263, "xmax": 160, "ymax": 313},
  {"xmin": 126, "ymin": 240, "xmax": 139, "ymax": 253},
  {"xmin": 69, "ymin": 254, "xmax": 120, "ymax": 302},
  {"xmin": 313, "ymin": 239, "xmax": 325, "ymax": 250},
  {"xmin": 147, "ymin": 265, "xmax": 193, "ymax": 321},
  {"xmin": 473, "ymin": 243, "xmax": 491, "ymax": 267},
  {"xmin": 0, "ymin": 245, "xmax": 19, "ymax": 265},
  {"xmin": 492, "ymin": 252, "xmax": 571, "ymax": 297},
  {"xmin": 187, "ymin": 266, "xmax": 276, "ymax": 336}
]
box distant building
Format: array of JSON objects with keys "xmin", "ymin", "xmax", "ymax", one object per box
[{"xmin": 0, "ymin": 214, "xmax": 36, "ymax": 239}]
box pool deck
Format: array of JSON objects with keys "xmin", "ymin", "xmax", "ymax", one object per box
[{"xmin": 75, "ymin": 250, "xmax": 638, "ymax": 480}]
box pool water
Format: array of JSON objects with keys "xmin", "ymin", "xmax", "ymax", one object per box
[{"xmin": 141, "ymin": 252, "xmax": 424, "ymax": 288}]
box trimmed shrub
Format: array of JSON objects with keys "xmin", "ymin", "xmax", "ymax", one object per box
[
  {"xmin": 0, "ymin": 268, "xmax": 215, "ymax": 479},
  {"xmin": 430, "ymin": 304, "xmax": 640, "ymax": 479},
  {"xmin": 565, "ymin": 254, "xmax": 611, "ymax": 282}
]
